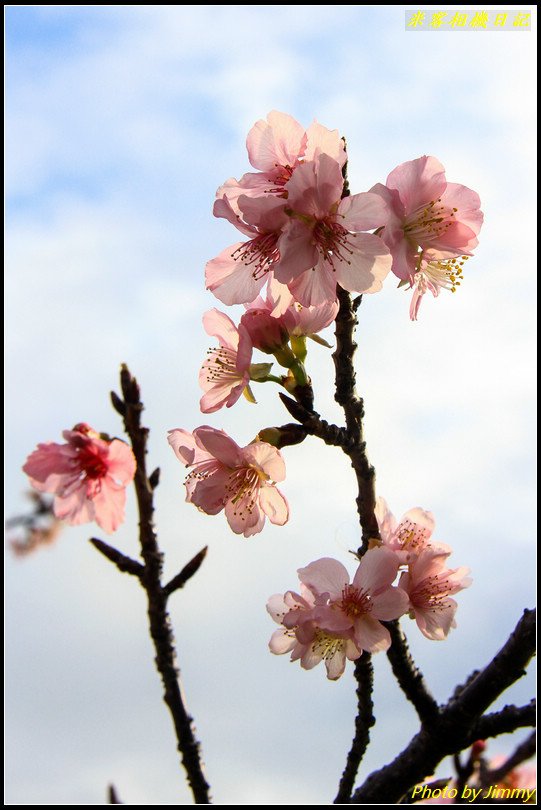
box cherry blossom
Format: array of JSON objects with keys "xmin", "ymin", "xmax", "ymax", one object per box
[
  {"xmin": 399, "ymin": 547, "xmax": 472, "ymax": 640},
  {"xmin": 199, "ymin": 308, "xmax": 253, "ymax": 413},
  {"xmin": 168, "ymin": 426, "xmax": 288, "ymax": 537},
  {"xmin": 370, "ymin": 155, "xmax": 483, "ymax": 319},
  {"xmin": 375, "ymin": 496, "xmax": 451, "ymax": 563},
  {"xmin": 277, "ymin": 154, "xmax": 392, "ymax": 306},
  {"xmin": 23, "ymin": 423, "xmax": 136, "ymax": 534},
  {"xmin": 267, "ymin": 549, "xmax": 408, "ymax": 680}
]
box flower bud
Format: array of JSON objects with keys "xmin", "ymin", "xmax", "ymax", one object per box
[{"xmin": 240, "ymin": 310, "xmax": 289, "ymax": 354}]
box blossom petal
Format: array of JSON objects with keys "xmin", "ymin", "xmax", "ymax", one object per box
[
  {"xmin": 202, "ymin": 308, "xmax": 240, "ymax": 351},
  {"xmin": 92, "ymin": 480, "xmax": 127, "ymax": 534},
  {"xmin": 266, "ymin": 593, "xmax": 290, "ymax": 624},
  {"xmin": 205, "ymin": 244, "xmax": 267, "ymax": 306},
  {"xmin": 298, "ymin": 558, "xmax": 350, "ymax": 600},
  {"xmin": 105, "ymin": 440, "xmax": 137, "ymax": 485},
  {"xmin": 339, "ymin": 191, "xmax": 390, "ymax": 231},
  {"xmin": 414, "ymin": 598, "xmax": 458, "ymax": 640},
  {"xmin": 194, "ymin": 427, "xmax": 242, "ymax": 468},
  {"xmin": 247, "ymin": 110, "xmax": 305, "ymax": 172},
  {"xmin": 275, "ymin": 221, "xmax": 319, "ymax": 283},
  {"xmin": 386, "ymin": 156, "xmax": 447, "ymax": 214},
  {"xmin": 353, "ymin": 614, "xmax": 391, "ymax": 653},
  {"xmin": 242, "ymin": 441, "xmax": 286, "ymax": 481},
  {"xmin": 269, "ymin": 627, "xmax": 297, "ymax": 655},
  {"xmin": 305, "ymin": 120, "xmax": 346, "ymax": 166},
  {"xmin": 325, "ymin": 648, "xmax": 347, "ymax": 681},
  {"xmin": 287, "ymin": 263, "xmax": 338, "ymax": 308},
  {"xmin": 167, "ymin": 429, "xmax": 201, "ymax": 466},
  {"xmin": 371, "ymin": 586, "xmax": 409, "ymax": 621},
  {"xmin": 259, "ymin": 485, "xmax": 289, "ymax": 526},
  {"xmin": 375, "ymin": 496, "xmax": 397, "ymax": 544},
  {"xmin": 334, "ymin": 234, "xmax": 392, "ymax": 295},
  {"xmin": 353, "ymin": 546, "xmax": 400, "ymax": 594}
]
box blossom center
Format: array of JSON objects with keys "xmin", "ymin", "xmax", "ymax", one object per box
[
  {"xmin": 77, "ymin": 446, "xmax": 107, "ymax": 480},
  {"xmin": 404, "ymin": 198, "xmax": 457, "ymax": 245},
  {"xmin": 203, "ymin": 346, "xmax": 240, "ymax": 384},
  {"xmin": 395, "ymin": 519, "xmax": 430, "ymax": 551},
  {"xmin": 266, "ymin": 163, "xmax": 294, "ymax": 196},
  {"xmin": 311, "ymin": 628, "xmax": 345, "ymax": 660},
  {"xmin": 338, "ymin": 584, "xmax": 372, "ymax": 618},
  {"xmin": 225, "ymin": 467, "xmax": 262, "ymax": 516},
  {"xmin": 422, "ymin": 256, "xmax": 468, "ymax": 294},
  {"xmin": 313, "ymin": 218, "xmax": 356, "ymax": 271},
  {"xmin": 231, "ymin": 233, "xmax": 280, "ymax": 280}
]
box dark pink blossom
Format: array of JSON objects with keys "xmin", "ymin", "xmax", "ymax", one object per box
[{"xmin": 23, "ymin": 423, "xmax": 136, "ymax": 534}]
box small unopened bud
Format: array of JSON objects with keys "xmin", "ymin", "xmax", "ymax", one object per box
[
  {"xmin": 241, "ymin": 310, "xmax": 288, "ymax": 354},
  {"xmin": 258, "ymin": 424, "xmax": 307, "ymax": 449}
]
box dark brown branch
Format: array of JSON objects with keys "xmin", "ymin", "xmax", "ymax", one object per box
[
  {"xmin": 334, "ymin": 654, "xmax": 375, "ymax": 803},
  {"xmin": 90, "ymin": 537, "xmax": 144, "ymax": 577},
  {"xmin": 278, "ymin": 394, "xmax": 348, "ymax": 447},
  {"xmin": 332, "ymin": 288, "xmax": 380, "ymax": 555},
  {"xmin": 108, "ymin": 784, "xmax": 123, "ymax": 804},
  {"xmin": 350, "ymin": 609, "xmax": 536, "ymax": 804},
  {"xmin": 474, "ymin": 702, "xmax": 536, "ymax": 740},
  {"xmin": 115, "ymin": 364, "xmax": 211, "ymax": 804},
  {"xmin": 164, "ymin": 547, "xmax": 208, "ymax": 597},
  {"xmin": 483, "ymin": 730, "xmax": 536, "ymax": 786},
  {"xmin": 384, "ymin": 621, "xmax": 439, "ymax": 724}
]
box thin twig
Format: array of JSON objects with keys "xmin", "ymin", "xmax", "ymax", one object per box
[
  {"xmin": 334, "ymin": 654, "xmax": 375, "ymax": 803},
  {"xmin": 113, "ymin": 364, "xmax": 211, "ymax": 804},
  {"xmin": 90, "ymin": 538, "xmax": 144, "ymax": 577},
  {"xmin": 164, "ymin": 547, "xmax": 208, "ymax": 597}
]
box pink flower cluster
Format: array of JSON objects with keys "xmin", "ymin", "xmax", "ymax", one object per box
[
  {"xmin": 206, "ymin": 111, "xmax": 392, "ymax": 310},
  {"xmin": 268, "ymin": 548, "xmax": 408, "ymax": 680},
  {"xmin": 206, "ymin": 111, "xmax": 483, "ymax": 321},
  {"xmin": 23, "ymin": 423, "xmax": 136, "ymax": 534},
  {"xmin": 268, "ymin": 499, "xmax": 471, "ymax": 678},
  {"xmin": 375, "ymin": 497, "xmax": 471, "ymax": 640}
]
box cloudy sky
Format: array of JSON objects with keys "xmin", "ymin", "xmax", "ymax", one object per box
[{"xmin": 6, "ymin": 5, "xmax": 536, "ymax": 805}]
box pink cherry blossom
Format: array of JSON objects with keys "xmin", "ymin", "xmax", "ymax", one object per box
[
  {"xmin": 399, "ymin": 547, "xmax": 472, "ymax": 640},
  {"xmin": 205, "ymin": 194, "xmax": 288, "ymax": 306},
  {"xmin": 23, "ymin": 423, "xmax": 136, "ymax": 534},
  {"xmin": 199, "ymin": 308, "xmax": 253, "ymax": 413},
  {"xmin": 277, "ymin": 154, "xmax": 392, "ymax": 306},
  {"xmin": 370, "ymin": 156, "xmax": 483, "ymax": 319},
  {"xmin": 216, "ymin": 111, "xmax": 347, "ymax": 212},
  {"xmin": 168, "ymin": 426, "xmax": 289, "ymax": 537},
  {"xmin": 267, "ymin": 549, "xmax": 408, "ymax": 680},
  {"xmin": 375, "ymin": 496, "xmax": 451, "ymax": 563}
]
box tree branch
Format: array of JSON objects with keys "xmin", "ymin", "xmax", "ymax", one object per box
[
  {"xmin": 474, "ymin": 702, "xmax": 536, "ymax": 740},
  {"xmin": 114, "ymin": 364, "xmax": 211, "ymax": 804},
  {"xmin": 332, "ymin": 288, "xmax": 380, "ymax": 555},
  {"xmin": 334, "ymin": 654, "xmax": 375, "ymax": 803},
  {"xmin": 384, "ymin": 621, "xmax": 439, "ymax": 724},
  {"xmin": 350, "ymin": 609, "xmax": 535, "ymax": 804}
]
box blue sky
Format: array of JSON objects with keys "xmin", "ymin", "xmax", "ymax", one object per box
[{"xmin": 6, "ymin": 5, "xmax": 536, "ymax": 804}]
